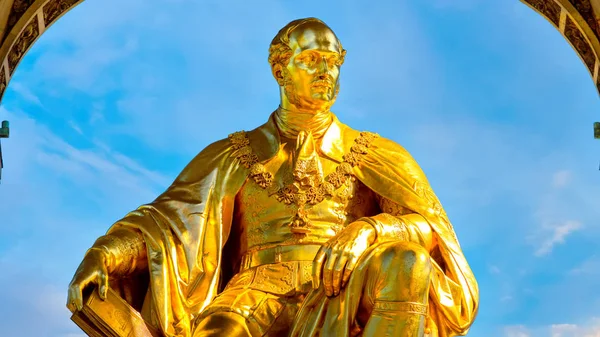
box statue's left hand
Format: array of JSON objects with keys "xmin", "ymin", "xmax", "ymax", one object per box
[{"xmin": 313, "ymin": 221, "xmax": 376, "ymax": 297}]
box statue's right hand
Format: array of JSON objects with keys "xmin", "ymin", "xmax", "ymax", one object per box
[{"xmin": 67, "ymin": 249, "xmax": 109, "ymax": 313}]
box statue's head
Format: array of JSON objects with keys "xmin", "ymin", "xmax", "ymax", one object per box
[{"xmin": 268, "ymin": 18, "xmax": 346, "ymax": 111}]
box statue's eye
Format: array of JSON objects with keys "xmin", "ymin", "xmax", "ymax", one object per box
[{"xmin": 297, "ymin": 54, "xmax": 316, "ymax": 66}]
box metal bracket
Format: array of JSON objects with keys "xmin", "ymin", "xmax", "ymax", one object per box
[
  {"xmin": 0, "ymin": 120, "xmax": 9, "ymax": 182},
  {"xmin": 595, "ymin": 122, "xmax": 600, "ymax": 171},
  {"xmin": 0, "ymin": 121, "xmax": 8, "ymax": 138}
]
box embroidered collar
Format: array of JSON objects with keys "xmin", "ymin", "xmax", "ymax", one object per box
[{"xmin": 246, "ymin": 111, "xmax": 350, "ymax": 165}]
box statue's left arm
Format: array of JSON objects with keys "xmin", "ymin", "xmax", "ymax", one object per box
[
  {"xmin": 359, "ymin": 199, "xmax": 435, "ymax": 252},
  {"xmin": 353, "ymin": 136, "xmax": 479, "ymax": 336}
]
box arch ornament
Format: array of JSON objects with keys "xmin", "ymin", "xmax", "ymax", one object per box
[
  {"xmin": 521, "ymin": 0, "xmax": 600, "ymax": 138},
  {"xmin": 0, "ymin": 0, "xmax": 84, "ymax": 102}
]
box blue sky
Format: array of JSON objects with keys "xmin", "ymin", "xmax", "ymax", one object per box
[{"xmin": 0, "ymin": 0, "xmax": 599, "ymax": 336}]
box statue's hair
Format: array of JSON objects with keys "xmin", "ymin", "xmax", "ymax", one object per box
[{"xmin": 268, "ymin": 17, "xmax": 346, "ymax": 72}]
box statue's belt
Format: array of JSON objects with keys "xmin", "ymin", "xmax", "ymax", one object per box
[{"xmin": 239, "ymin": 244, "xmax": 323, "ymax": 271}]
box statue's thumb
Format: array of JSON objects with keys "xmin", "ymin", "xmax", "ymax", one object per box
[
  {"xmin": 99, "ymin": 285, "xmax": 107, "ymax": 300},
  {"xmin": 98, "ymin": 273, "xmax": 108, "ymax": 300}
]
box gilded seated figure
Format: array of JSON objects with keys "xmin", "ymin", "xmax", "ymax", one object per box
[{"xmin": 67, "ymin": 17, "xmax": 479, "ymax": 337}]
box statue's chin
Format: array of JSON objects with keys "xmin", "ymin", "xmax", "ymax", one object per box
[
  {"xmin": 297, "ymin": 100, "xmax": 335, "ymax": 112},
  {"xmin": 283, "ymin": 88, "xmax": 336, "ymax": 111}
]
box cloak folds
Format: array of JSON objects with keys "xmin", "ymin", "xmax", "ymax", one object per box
[{"xmin": 106, "ymin": 114, "xmax": 479, "ymax": 337}]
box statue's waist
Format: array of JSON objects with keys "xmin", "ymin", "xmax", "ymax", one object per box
[{"xmin": 239, "ymin": 244, "xmax": 322, "ymax": 272}]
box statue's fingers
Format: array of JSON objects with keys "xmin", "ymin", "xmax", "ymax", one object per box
[
  {"xmin": 98, "ymin": 270, "xmax": 108, "ymax": 300},
  {"xmin": 66, "ymin": 286, "xmax": 76, "ymax": 312},
  {"xmin": 312, "ymin": 246, "xmax": 329, "ymax": 289},
  {"xmin": 67, "ymin": 272, "xmax": 91, "ymax": 311},
  {"xmin": 323, "ymin": 248, "xmax": 340, "ymax": 296},
  {"xmin": 342, "ymin": 255, "xmax": 360, "ymax": 288},
  {"xmin": 67, "ymin": 284, "xmax": 83, "ymax": 312},
  {"xmin": 332, "ymin": 253, "xmax": 349, "ymax": 296}
]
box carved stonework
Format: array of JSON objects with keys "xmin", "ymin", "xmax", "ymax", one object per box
[
  {"xmin": 43, "ymin": 0, "xmax": 80, "ymax": 26},
  {"xmin": 568, "ymin": 0, "xmax": 600, "ymax": 37},
  {"xmin": 7, "ymin": 18, "xmax": 39, "ymax": 75},
  {"xmin": 564, "ymin": 16, "xmax": 597, "ymax": 74},
  {"xmin": 0, "ymin": 67, "xmax": 6, "ymax": 99},
  {"xmin": 525, "ymin": 0, "xmax": 562, "ymax": 26},
  {"xmin": 2, "ymin": 0, "xmax": 36, "ymax": 44}
]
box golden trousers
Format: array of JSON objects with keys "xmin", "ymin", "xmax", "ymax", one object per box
[{"xmin": 193, "ymin": 241, "xmax": 432, "ymax": 337}]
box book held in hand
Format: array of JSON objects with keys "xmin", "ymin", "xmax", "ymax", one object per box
[{"xmin": 71, "ymin": 287, "xmax": 160, "ymax": 337}]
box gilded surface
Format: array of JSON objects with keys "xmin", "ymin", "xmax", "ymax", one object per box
[
  {"xmin": 230, "ymin": 129, "xmax": 377, "ymax": 234},
  {"xmin": 67, "ymin": 18, "xmax": 479, "ymax": 337},
  {"xmin": 7, "ymin": 17, "xmax": 38, "ymax": 74}
]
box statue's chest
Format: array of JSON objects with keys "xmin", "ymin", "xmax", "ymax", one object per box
[
  {"xmin": 229, "ymin": 130, "xmax": 380, "ymax": 249},
  {"xmin": 236, "ymin": 150, "xmax": 374, "ymax": 221}
]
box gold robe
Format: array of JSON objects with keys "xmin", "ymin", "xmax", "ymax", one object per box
[{"xmin": 106, "ymin": 113, "xmax": 479, "ymax": 337}]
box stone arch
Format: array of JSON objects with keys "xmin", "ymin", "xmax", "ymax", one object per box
[
  {"xmin": 0, "ymin": 0, "xmax": 83, "ymax": 101},
  {"xmin": 0, "ymin": 0, "xmax": 598, "ymax": 137},
  {"xmin": 521, "ymin": 0, "xmax": 600, "ymax": 138}
]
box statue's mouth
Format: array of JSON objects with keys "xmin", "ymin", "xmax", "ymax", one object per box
[
  {"xmin": 311, "ymin": 80, "xmax": 332, "ymax": 89},
  {"xmin": 311, "ymin": 84, "xmax": 331, "ymax": 93}
]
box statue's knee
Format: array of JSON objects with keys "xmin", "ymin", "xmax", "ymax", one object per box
[
  {"xmin": 378, "ymin": 241, "xmax": 432, "ymax": 276},
  {"xmin": 370, "ymin": 242, "xmax": 432, "ymax": 302}
]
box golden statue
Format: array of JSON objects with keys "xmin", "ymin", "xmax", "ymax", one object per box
[{"xmin": 67, "ymin": 18, "xmax": 479, "ymax": 337}]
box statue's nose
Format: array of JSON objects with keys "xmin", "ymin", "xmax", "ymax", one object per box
[{"xmin": 316, "ymin": 57, "xmax": 328, "ymax": 74}]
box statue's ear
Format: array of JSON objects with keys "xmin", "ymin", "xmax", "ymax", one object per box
[{"xmin": 272, "ymin": 64, "xmax": 285, "ymax": 86}]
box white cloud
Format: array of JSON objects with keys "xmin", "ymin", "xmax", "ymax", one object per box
[
  {"xmin": 68, "ymin": 120, "xmax": 83, "ymax": 135},
  {"xmin": 550, "ymin": 320, "xmax": 600, "ymax": 337},
  {"xmin": 505, "ymin": 325, "xmax": 531, "ymax": 337},
  {"xmin": 552, "ymin": 170, "xmax": 572, "ymax": 188},
  {"xmin": 9, "ymin": 81, "xmax": 43, "ymax": 107},
  {"xmin": 534, "ymin": 220, "xmax": 582, "ymax": 256},
  {"xmin": 570, "ymin": 255, "xmax": 600, "ymax": 275},
  {"xmin": 489, "ymin": 265, "xmax": 501, "ymax": 274},
  {"xmin": 529, "ymin": 167, "xmax": 598, "ymax": 256},
  {"xmin": 505, "ymin": 320, "xmax": 600, "ymax": 337}
]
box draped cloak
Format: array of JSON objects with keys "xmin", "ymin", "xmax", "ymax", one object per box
[{"xmin": 106, "ymin": 114, "xmax": 479, "ymax": 337}]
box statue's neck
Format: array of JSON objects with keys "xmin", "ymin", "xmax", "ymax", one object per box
[{"xmin": 274, "ymin": 106, "xmax": 333, "ymax": 139}]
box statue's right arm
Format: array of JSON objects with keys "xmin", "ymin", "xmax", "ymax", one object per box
[
  {"xmin": 67, "ymin": 227, "xmax": 147, "ymax": 312},
  {"xmin": 67, "ymin": 137, "xmax": 233, "ymax": 313}
]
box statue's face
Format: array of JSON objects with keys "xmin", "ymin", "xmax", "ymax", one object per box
[{"xmin": 282, "ymin": 22, "xmax": 343, "ymax": 110}]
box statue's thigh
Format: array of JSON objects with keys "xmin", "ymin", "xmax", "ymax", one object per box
[
  {"xmin": 194, "ymin": 287, "xmax": 296, "ymax": 337},
  {"xmin": 193, "ymin": 311, "xmax": 252, "ymax": 337}
]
